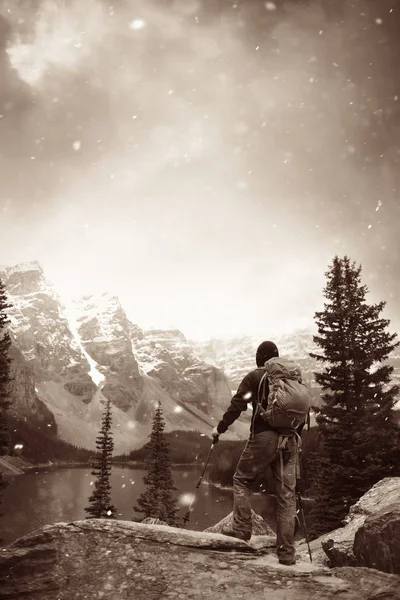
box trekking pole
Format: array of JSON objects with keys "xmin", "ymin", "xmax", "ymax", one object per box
[
  {"xmin": 296, "ymin": 490, "xmax": 312, "ymax": 562},
  {"xmin": 182, "ymin": 442, "xmax": 215, "ymax": 528}
]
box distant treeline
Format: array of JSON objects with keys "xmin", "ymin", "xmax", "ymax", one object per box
[
  {"xmin": 116, "ymin": 427, "xmax": 321, "ymax": 493},
  {"xmin": 8, "ymin": 411, "xmax": 324, "ymax": 490},
  {"xmin": 8, "ymin": 414, "xmax": 93, "ymax": 463},
  {"xmin": 115, "ymin": 430, "xmax": 213, "ymax": 464}
]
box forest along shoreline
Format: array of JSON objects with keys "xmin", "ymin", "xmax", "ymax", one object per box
[{"xmin": 0, "ymin": 425, "xmax": 320, "ymax": 498}]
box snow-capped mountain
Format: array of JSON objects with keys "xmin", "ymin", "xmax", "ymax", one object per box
[
  {"xmin": 0, "ymin": 262, "xmax": 249, "ymax": 453},
  {"xmin": 195, "ymin": 330, "xmax": 400, "ymax": 412},
  {"xmin": 131, "ymin": 327, "xmax": 235, "ymax": 416},
  {"xmin": 196, "ymin": 331, "xmax": 318, "ymax": 389},
  {"xmin": 2, "ymin": 261, "xmax": 398, "ymax": 453}
]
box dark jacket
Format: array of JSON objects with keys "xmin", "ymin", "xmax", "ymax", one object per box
[{"xmin": 216, "ymin": 367, "xmax": 272, "ymax": 436}]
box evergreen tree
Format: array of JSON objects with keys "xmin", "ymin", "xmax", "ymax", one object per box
[
  {"xmin": 134, "ymin": 401, "xmax": 178, "ymax": 525},
  {"xmin": 85, "ymin": 397, "xmax": 117, "ymax": 519},
  {"xmin": 0, "ymin": 278, "xmax": 12, "ymax": 529},
  {"xmin": 308, "ymin": 256, "xmax": 400, "ymax": 537},
  {"xmin": 0, "ymin": 278, "xmax": 12, "ymax": 455}
]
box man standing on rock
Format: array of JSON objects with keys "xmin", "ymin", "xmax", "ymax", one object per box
[{"xmin": 212, "ymin": 341, "xmax": 300, "ymax": 566}]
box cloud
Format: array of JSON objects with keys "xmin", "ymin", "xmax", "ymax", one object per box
[{"xmin": 0, "ymin": 0, "xmax": 399, "ymax": 335}]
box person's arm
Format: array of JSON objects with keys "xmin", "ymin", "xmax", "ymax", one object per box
[{"xmin": 216, "ymin": 373, "xmax": 254, "ymax": 435}]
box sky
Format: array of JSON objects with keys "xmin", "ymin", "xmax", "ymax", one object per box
[{"xmin": 0, "ymin": 0, "xmax": 399, "ymax": 340}]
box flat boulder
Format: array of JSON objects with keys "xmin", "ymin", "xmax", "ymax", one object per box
[
  {"xmin": 353, "ymin": 503, "xmax": 400, "ymax": 574},
  {"xmin": 1, "ymin": 519, "xmax": 400, "ymax": 599}
]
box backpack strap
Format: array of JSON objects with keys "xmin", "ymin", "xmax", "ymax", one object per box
[
  {"xmin": 255, "ymin": 371, "xmax": 268, "ymax": 421},
  {"xmin": 277, "ymin": 431, "xmax": 302, "ymax": 490},
  {"xmin": 257, "ymin": 371, "xmax": 268, "ymax": 408}
]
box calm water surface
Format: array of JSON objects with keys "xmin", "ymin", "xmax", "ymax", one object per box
[{"xmin": 1, "ymin": 467, "xmax": 276, "ymax": 546}]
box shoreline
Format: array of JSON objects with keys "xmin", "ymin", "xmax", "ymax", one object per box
[{"xmin": 8, "ymin": 459, "xmax": 207, "ymax": 474}]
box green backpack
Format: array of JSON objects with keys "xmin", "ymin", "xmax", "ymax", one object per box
[{"xmin": 257, "ymin": 357, "xmax": 310, "ymax": 434}]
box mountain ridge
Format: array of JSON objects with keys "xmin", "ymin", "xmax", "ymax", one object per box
[
  {"xmin": 0, "ymin": 261, "xmax": 249, "ymax": 453},
  {"xmin": 1, "ymin": 260, "xmax": 399, "ymax": 454}
]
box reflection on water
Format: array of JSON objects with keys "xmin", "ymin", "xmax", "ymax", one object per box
[{"xmin": 1, "ymin": 467, "xmax": 275, "ymax": 546}]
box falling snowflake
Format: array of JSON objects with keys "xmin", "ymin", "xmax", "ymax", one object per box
[
  {"xmin": 72, "ymin": 141, "xmax": 81, "ymax": 151},
  {"xmin": 174, "ymin": 406, "xmax": 182, "ymax": 413},
  {"xmin": 106, "ymin": 510, "xmax": 113, "ymax": 516},
  {"xmin": 129, "ymin": 19, "xmax": 146, "ymax": 30},
  {"xmin": 375, "ymin": 18, "xmax": 383, "ymax": 25},
  {"xmin": 376, "ymin": 200, "xmax": 382, "ymax": 211},
  {"xmin": 179, "ymin": 493, "xmax": 195, "ymax": 507},
  {"xmin": 264, "ymin": 1, "xmax": 277, "ymax": 10}
]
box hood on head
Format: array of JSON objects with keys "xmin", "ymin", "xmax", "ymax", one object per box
[{"xmin": 256, "ymin": 341, "xmax": 279, "ymax": 367}]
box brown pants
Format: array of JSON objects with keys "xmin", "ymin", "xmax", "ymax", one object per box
[{"xmin": 232, "ymin": 430, "xmax": 297, "ymax": 562}]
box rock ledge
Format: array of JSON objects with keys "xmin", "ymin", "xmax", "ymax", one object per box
[{"xmin": 1, "ymin": 520, "xmax": 400, "ymax": 599}]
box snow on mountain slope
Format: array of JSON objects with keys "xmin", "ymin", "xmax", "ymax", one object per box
[
  {"xmin": 1, "ymin": 261, "xmax": 96, "ymax": 400},
  {"xmin": 196, "ymin": 330, "xmax": 318, "ymax": 388},
  {"xmin": 73, "ymin": 295, "xmax": 249, "ymax": 441},
  {"xmin": 0, "ymin": 259, "xmax": 251, "ymax": 451},
  {"xmin": 131, "ymin": 327, "xmax": 232, "ymax": 414},
  {"xmin": 4, "ymin": 261, "xmax": 396, "ymax": 452},
  {"xmin": 73, "ymin": 293, "xmax": 143, "ymax": 412}
]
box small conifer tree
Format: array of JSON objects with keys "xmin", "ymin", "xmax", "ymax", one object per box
[
  {"xmin": 134, "ymin": 401, "xmax": 178, "ymax": 525},
  {"xmin": 85, "ymin": 397, "xmax": 117, "ymax": 519},
  {"xmin": 308, "ymin": 256, "xmax": 400, "ymax": 537},
  {"xmin": 0, "ymin": 278, "xmax": 12, "ymax": 529}
]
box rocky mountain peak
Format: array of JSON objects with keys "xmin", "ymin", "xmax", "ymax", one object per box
[{"xmin": 0, "ymin": 261, "xmax": 50, "ymax": 296}]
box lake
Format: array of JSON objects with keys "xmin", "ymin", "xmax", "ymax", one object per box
[{"xmin": 1, "ymin": 466, "xmax": 277, "ymax": 546}]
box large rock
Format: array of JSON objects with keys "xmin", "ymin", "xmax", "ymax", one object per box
[
  {"xmin": 353, "ymin": 503, "xmax": 400, "ymax": 574},
  {"xmin": 204, "ymin": 509, "xmax": 275, "ymax": 536},
  {"xmin": 297, "ymin": 478, "xmax": 400, "ymax": 569},
  {"xmin": 1, "ymin": 520, "xmax": 400, "ymax": 599}
]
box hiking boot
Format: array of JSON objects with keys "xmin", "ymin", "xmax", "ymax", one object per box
[
  {"xmin": 279, "ymin": 558, "xmax": 296, "ymax": 566},
  {"xmin": 221, "ymin": 525, "xmax": 251, "ymax": 542}
]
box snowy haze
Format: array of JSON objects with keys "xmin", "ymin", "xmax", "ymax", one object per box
[{"xmin": 0, "ymin": 0, "xmax": 399, "ymax": 340}]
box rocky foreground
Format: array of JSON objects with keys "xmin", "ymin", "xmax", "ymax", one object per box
[
  {"xmin": 1, "ymin": 478, "xmax": 399, "ymax": 598},
  {"xmin": 1, "ymin": 519, "xmax": 400, "ymax": 600}
]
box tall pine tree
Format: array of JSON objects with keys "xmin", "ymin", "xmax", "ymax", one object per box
[
  {"xmin": 85, "ymin": 397, "xmax": 117, "ymax": 519},
  {"xmin": 0, "ymin": 278, "xmax": 12, "ymax": 530},
  {"xmin": 308, "ymin": 256, "xmax": 400, "ymax": 537},
  {"xmin": 0, "ymin": 278, "xmax": 11, "ymax": 455},
  {"xmin": 134, "ymin": 401, "xmax": 178, "ymax": 525}
]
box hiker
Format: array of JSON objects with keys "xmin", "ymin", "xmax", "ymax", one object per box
[{"xmin": 212, "ymin": 341, "xmax": 308, "ymax": 566}]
